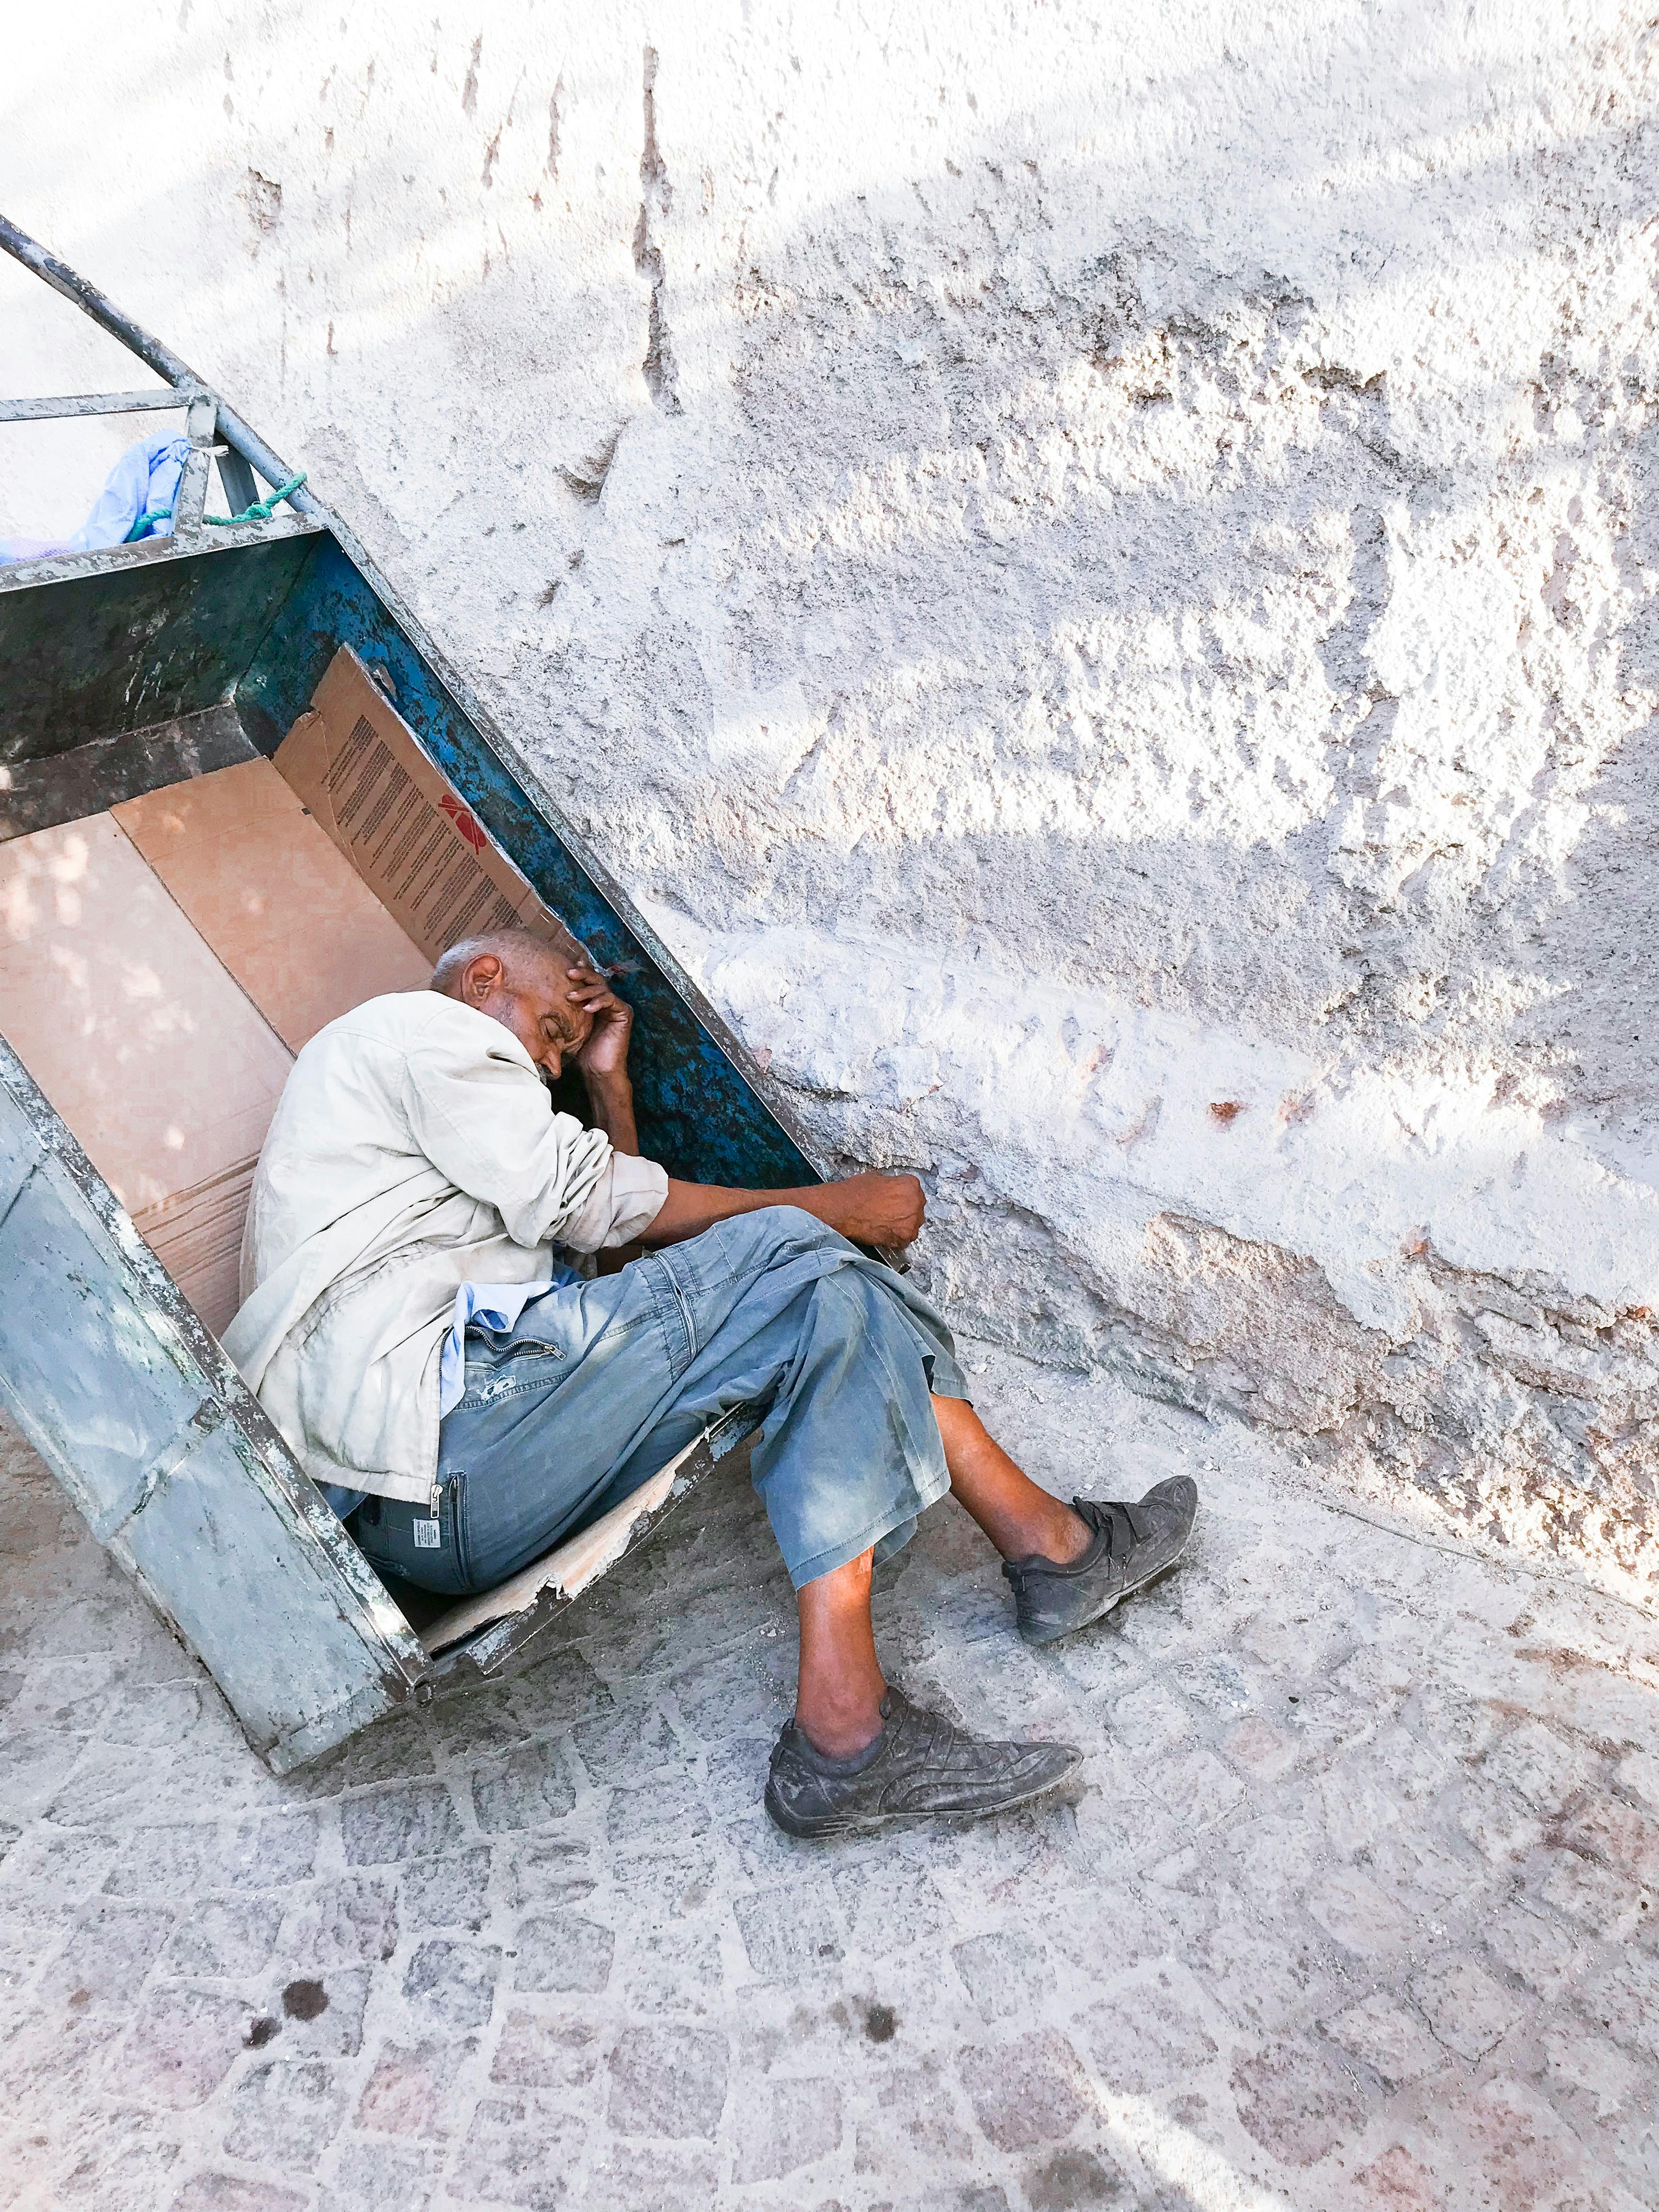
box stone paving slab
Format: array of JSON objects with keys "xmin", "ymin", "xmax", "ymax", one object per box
[{"xmin": 1, "ymin": 1341, "xmax": 1655, "ymax": 2211}]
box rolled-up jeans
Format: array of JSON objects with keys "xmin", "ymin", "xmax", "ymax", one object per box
[{"xmin": 350, "ymin": 1206, "xmax": 965, "ymax": 1597}]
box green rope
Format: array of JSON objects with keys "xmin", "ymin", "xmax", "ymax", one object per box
[
  {"xmin": 125, "ymin": 470, "xmax": 307, "ymax": 544},
  {"xmin": 220, "ymin": 471, "xmax": 308, "ymax": 524}
]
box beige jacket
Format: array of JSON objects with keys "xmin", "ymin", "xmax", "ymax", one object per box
[{"xmin": 223, "ymin": 991, "xmax": 667, "ymax": 1503}]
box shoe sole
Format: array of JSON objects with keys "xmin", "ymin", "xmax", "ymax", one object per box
[
  {"xmin": 764, "ymin": 1748, "xmax": 1085, "ymax": 1840},
  {"xmin": 1017, "ymin": 1519, "xmax": 1197, "ymax": 1648}
]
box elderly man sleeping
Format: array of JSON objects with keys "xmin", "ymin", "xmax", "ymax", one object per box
[{"xmin": 227, "ymin": 929, "xmax": 1198, "ymax": 1836}]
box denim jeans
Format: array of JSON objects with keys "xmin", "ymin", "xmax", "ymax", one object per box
[{"xmin": 351, "ymin": 1205, "xmax": 965, "ymax": 1597}]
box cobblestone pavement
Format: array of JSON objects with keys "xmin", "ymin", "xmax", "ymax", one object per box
[{"xmin": 1, "ymin": 1340, "xmax": 1656, "ymax": 2212}]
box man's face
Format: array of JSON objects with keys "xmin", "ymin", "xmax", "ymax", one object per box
[{"xmin": 466, "ymin": 952, "xmax": 594, "ymax": 1083}]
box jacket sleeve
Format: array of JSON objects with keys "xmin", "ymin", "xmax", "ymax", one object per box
[
  {"xmin": 560, "ymin": 1150, "xmax": 670, "ymax": 1251},
  {"xmin": 399, "ymin": 1018, "xmax": 664, "ymax": 1252}
]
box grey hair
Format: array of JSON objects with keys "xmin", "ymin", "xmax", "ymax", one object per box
[{"xmin": 430, "ymin": 927, "xmax": 560, "ymax": 998}]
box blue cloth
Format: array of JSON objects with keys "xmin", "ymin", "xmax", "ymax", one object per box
[
  {"xmin": 1, "ymin": 430, "xmax": 189, "ymax": 566},
  {"xmin": 317, "ymin": 1481, "xmax": 370, "ymax": 1520},
  {"xmin": 437, "ymin": 1272, "xmax": 578, "ymax": 1417},
  {"xmin": 71, "ymin": 430, "xmax": 189, "ymax": 549},
  {"xmin": 348, "ymin": 1206, "xmax": 965, "ymax": 1597}
]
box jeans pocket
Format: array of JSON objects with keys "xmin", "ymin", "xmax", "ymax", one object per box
[
  {"xmin": 461, "ymin": 1340, "xmax": 565, "ymax": 1409},
  {"xmin": 352, "ymin": 1488, "xmax": 470, "ymax": 1596},
  {"xmin": 470, "ymin": 1330, "xmax": 565, "ymax": 1365}
]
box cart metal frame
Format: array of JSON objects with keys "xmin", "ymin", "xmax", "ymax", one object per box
[{"xmin": 0, "ymin": 216, "xmax": 818, "ymax": 1770}]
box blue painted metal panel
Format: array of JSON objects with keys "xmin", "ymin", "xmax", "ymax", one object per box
[
  {"xmin": 120, "ymin": 1416, "xmax": 415, "ymax": 1765},
  {"xmin": 0, "ymin": 1080, "xmax": 210, "ymax": 1536},
  {"xmin": 0, "ymin": 1041, "xmax": 428, "ymax": 1766},
  {"xmin": 237, "ymin": 537, "xmax": 816, "ymax": 1192},
  {"xmin": 0, "ymin": 527, "xmax": 318, "ymax": 763}
]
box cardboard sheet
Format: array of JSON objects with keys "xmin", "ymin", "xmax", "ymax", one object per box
[
  {"xmin": 0, "ymin": 650, "xmax": 590, "ymax": 1343},
  {"xmin": 0, "ymin": 811, "xmax": 295, "ymax": 1331},
  {"xmin": 129, "ymin": 1159, "xmax": 259, "ymax": 1345},
  {"xmin": 115, "ymin": 756, "xmax": 432, "ymax": 1053},
  {"xmin": 274, "ymin": 645, "xmax": 588, "ymax": 968}
]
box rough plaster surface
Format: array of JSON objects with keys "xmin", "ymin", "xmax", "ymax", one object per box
[
  {"xmin": 3, "ymin": 1363, "xmax": 1658, "ymax": 2212},
  {"xmin": 8, "ymin": 4, "xmax": 1659, "ymax": 1596}
]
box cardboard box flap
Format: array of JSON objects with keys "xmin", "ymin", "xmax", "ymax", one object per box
[{"xmin": 275, "ymin": 646, "xmax": 588, "ymax": 970}]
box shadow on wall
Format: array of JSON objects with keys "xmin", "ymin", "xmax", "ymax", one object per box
[
  {"xmin": 9, "ymin": 13, "xmax": 1647, "ymax": 1112},
  {"xmin": 10, "ymin": 9, "xmax": 1659, "ymax": 1603}
]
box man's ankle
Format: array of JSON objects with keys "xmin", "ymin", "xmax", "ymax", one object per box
[
  {"xmin": 1042, "ymin": 1504, "xmax": 1093, "ymax": 1567},
  {"xmin": 794, "ymin": 1704, "xmax": 885, "ymax": 1764}
]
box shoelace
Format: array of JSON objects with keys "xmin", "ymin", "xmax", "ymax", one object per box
[
  {"xmin": 1005, "ymin": 1500, "xmax": 1118, "ymax": 1591},
  {"xmin": 890, "ymin": 1695, "xmax": 979, "ymax": 1773},
  {"xmin": 1077, "ymin": 1498, "xmax": 1118, "ymax": 1549}
]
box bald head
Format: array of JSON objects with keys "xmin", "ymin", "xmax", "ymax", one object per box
[{"xmin": 431, "ymin": 928, "xmax": 595, "ymax": 1081}]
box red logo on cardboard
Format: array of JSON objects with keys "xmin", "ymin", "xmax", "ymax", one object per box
[{"xmin": 438, "ymin": 793, "xmax": 488, "ymax": 853}]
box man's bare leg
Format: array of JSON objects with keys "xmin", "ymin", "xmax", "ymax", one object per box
[
  {"xmin": 792, "ymin": 1403, "xmax": 1091, "ymax": 1757},
  {"xmin": 776, "ymin": 1537, "xmax": 1081, "ymax": 1830},
  {"xmin": 794, "ymin": 1548, "xmax": 887, "ymax": 1757},
  {"xmin": 931, "ymin": 1393, "xmax": 1091, "ymax": 1565}
]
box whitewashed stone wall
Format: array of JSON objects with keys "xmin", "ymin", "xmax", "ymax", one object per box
[{"xmin": 8, "ymin": 3, "xmax": 1659, "ymax": 1599}]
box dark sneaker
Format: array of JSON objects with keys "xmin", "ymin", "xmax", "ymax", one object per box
[
  {"xmin": 764, "ymin": 1684, "xmax": 1081, "ymax": 1838},
  {"xmin": 1003, "ymin": 1476, "xmax": 1199, "ymax": 1646}
]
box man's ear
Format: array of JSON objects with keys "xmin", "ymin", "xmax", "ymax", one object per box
[{"xmin": 461, "ymin": 953, "xmax": 505, "ymax": 1004}]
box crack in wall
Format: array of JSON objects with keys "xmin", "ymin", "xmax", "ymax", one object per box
[
  {"xmin": 633, "ymin": 46, "xmax": 681, "ymax": 413},
  {"xmin": 557, "ymin": 432, "xmax": 620, "ymax": 504}
]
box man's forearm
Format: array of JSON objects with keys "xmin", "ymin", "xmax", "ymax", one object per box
[
  {"xmin": 638, "ymin": 1180, "xmax": 816, "ymax": 1247},
  {"xmin": 583, "ymin": 1073, "xmax": 639, "ymax": 1155},
  {"xmin": 639, "ymin": 1170, "xmax": 925, "ymax": 1251}
]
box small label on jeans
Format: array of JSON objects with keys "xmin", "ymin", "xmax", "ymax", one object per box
[{"xmin": 414, "ymin": 1517, "xmax": 442, "ymax": 1549}]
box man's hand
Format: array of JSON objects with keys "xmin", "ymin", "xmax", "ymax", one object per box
[
  {"xmin": 566, "ymin": 968, "xmax": 639, "ymax": 1152},
  {"xmin": 806, "ymin": 1170, "xmax": 926, "ymax": 1249},
  {"xmin": 568, "ymin": 968, "xmax": 634, "ymax": 1087}
]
